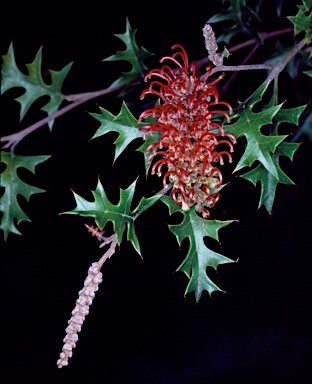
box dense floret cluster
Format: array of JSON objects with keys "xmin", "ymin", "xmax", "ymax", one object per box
[{"xmin": 139, "ymin": 45, "xmax": 235, "ymax": 218}]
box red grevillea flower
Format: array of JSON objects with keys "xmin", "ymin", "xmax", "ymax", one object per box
[{"xmin": 139, "ymin": 44, "xmax": 236, "ymax": 218}]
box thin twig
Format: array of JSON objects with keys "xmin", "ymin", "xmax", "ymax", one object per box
[
  {"xmin": 0, "ymin": 27, "xmax": 295, "ymax": 151},
  {"xmin": 208, "ymin": 63, "xmax": 276, "ymax": 76},
  {"xmin": 263, "ymin": 38, "xmax": 307, "ymax": 83},
  {"xmin": 239, "ymin": 38, "xmax": 308, "ymax": 106},
  {"xmin": 207, "ymin": 38, "xmax": 307, "ymax": 88},
  {"xmin": 85, "ymin": 224, "xmax": 118, "ymax": 268},
  {"xmin": 195, "ymin": 27, "xmax": 293, "ymax": 70},
  {"xmin": 1, "ymin": 82, "xmax": 139, "ymax": 150},
  {"xmin": 98, "ymin": 234, "xmax": 117, "ymax": 268},
  {"xmin": 219, "ymin": 42, "xmax": 261, "ymax": 93}
]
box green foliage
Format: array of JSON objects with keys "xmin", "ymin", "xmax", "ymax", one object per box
[
  {"xmin": 225, "ymin": 83, "xmax": 286, "ymax": 179},
  {"xmin": 161, "ymin": 196, "xmax": 235, "ymax": 302},
  {"xmin": 0, "ymin": 152, "xmax": 49, "ymax": 240},
  {"xmin": 91, "ymin": 100, "xmax": 162, "ymax": 172},
  {"xmin": 1, "ymin": 1, "xmax": 310, "ymax": 303},
  {"xmin": 207, "ymin": 0, "xmax": 261, "ymax": 44},
  {"xmin": 66, "ymin": 179, "xmax": 161, "ymax": 255},
  {"xmin": 241, "ymin": 150, "xmax": 296, "ymax": 213},
  {"xmin": 263, "ymin": 32, "xmax": 312, "ymax": 80},
  {"xmin": 103, "ymin": 19, "xmax": 153, "ymax": 89},
  {"xmin": 1, "ymin": 44, "xmax": 72, "ymax": 129},
  {"xmin": 288, "ymin": 0, "xmax": 312, "ymax": 44},
  {"xmin": 91, "ymin": 101, "xmax": 145, "ymax": 162},
  {"xmin": 225, "ymin": 85, "xmax": 305, "ymax": 213},
  {"xmin": 292, "ymin": 110, "xmax": 312, "ymax": 141}
]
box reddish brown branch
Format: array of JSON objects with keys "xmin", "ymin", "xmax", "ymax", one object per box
[
  {"xmin": 1, "ymin": 82, "xmax": 139, "ymax": 150},
  {"xmin": 0, "ymin": 27, "xmax": 295, "ymax": 151}
]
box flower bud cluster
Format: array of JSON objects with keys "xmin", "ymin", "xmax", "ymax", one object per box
[
  {"xmin": 139, "ymin": 44, "xmax": 235, "ymax": 218},
  {"xmin": 56, "ymin": 262, "xmax": 103, "ymax": 368},
  {"xmin": 202, "ymin": 24, "xmax": 223, "ymax": 67}
]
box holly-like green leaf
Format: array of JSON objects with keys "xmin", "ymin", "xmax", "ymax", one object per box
[
  {"xmin": 1, "ymin": 44, "xmax": 72, "ymax": 129},
  {"xmin": 208, "ymin": 0, "xmax": 261, "ymax": 44},
  {"xmin": 225, "ymin": 83, "xmax": 286, "ymax": 179},
  {"xmin": 91, "ymin": 101, "xmax": 146, "ymax": 162},
  {"xmin": 103, "ymin": 19, "xmax": 153, "ymax": 89},
  {"xmin": 274, "ymin": 104, "xmax": 307, "ymax": 127},
  {"xmin": 0, "ymin": 152, "xmax": 50, "ymax": 240},
  {"xmin": 288, "ymin": 0, "xmax": 312, "ymax": 44},
  {"xmin": 241, "ymin": 152, "xmax": 296, "ymax": 213},
  {"xmin": 239, "ymin": 103, "xmax": 304, "ymax": 213},
  {"xmin": 66, "ymin": 179, "xmax": 161, "ymax": 255},
  {"xmin": 161, "ymin": 196, "xmax": 235, "ymax": 302},
  {"xmin": 292, "ymin": 111, "xmax": 312, "ymax": 141}
]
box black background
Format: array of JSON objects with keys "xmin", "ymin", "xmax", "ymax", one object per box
[{"xmin": 1, "ymin": 1, "xmax": 312, "ymax": 383}]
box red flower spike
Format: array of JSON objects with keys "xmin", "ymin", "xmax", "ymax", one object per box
[{"xmin": 140, "ymin": 45, "xmax": 236, "ymax": 217}]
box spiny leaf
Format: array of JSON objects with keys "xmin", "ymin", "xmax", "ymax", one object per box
[
  {"xmin": 1, "ymin": 44, "xmax": 72, "ymax": 129},
  {"xmin": 103, "ymin": 19, "xmax": 153, "ymax": 89},
  {"xmin": 90, "ymin": 102, "xmax": 145, "ymax": 162},
  {"xmin": 208, "ymin": 0, "xmax": 261, "ymax": 44},
  {"xmin": 288, "ymin": 0, "xmax": 312, "ymax": 44},
  {"xmin": 274, "ymin": 104, "xmax": 307, "ymax": 127},
  {"xmin": 224, "ymin": 83, "xmax": 286, "ymax": 179},
  {"xmin": 161, "ymin": 196, "xmax": 235, "ymax": 302},
  {"xmin": 241, "ymin": 153, "xmax": 296, "ymax": 213},
  {"xmin": 0, "ymin": 152, "xmax": 50, "ymax": 240},
  {"xmin": 239, "ymin": 103, "xmax": 304, "ymax": 213},
  {"xmin": 66, "ymin": 179, "xmax": 161, "ymax": 255},
  {"xmin": 292, "ymin": 110, "xmax": 312, "ymax": 141}
]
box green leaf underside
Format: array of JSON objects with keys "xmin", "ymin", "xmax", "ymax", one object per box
[
  {"xmin": 104, "ymin": 19, "xmax": 153, "ymax": 88},
  {"xmin": 1, "ymin": 44, "xmax": 72, "ymax": 129},
  {"xmin": 66, "ymin": 179, "xmax": 161, "ymax": 255},
  {"xmin": 161, "ymin": 196, "xmax": 235, "ymax": 302},
  {"xmin": 0, "ymin": 152, "xmax": 49, "ymax": 240},
  {"xmin": 91, "ymin": 101, "xmax": 146, "ymax": 162}
]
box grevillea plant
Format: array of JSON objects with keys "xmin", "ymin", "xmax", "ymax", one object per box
[
  {"xmin": 138, "ymin": 44, "xmax": 235, "ymax": 218},
  {"xmin": 1, "ymin": 0, "xmax": 311, "ymax": 369}
]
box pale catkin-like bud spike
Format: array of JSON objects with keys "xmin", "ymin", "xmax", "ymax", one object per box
[
  {"xmin": 56, "ymin": 261, "xmax": 103, "ymax": 369},
  {"xmin": 69, "ymin": 315, "xmax": 84, "ymax": 325},
  {"xmin": 84, "ymin": 276, "xmax": 93, "ymax": 286},
  {"xmin": 202, "ymin": 23, "xmax": 223, "ymax": 67},
  {"xmin": 63, "ymin": 334, "xmax": 79, "ymax": 343},
  {"xmin": 93, "ymin": 276, "xmax": 102, "ymax": 284},
  {"xmin": 76, "ymin": 296, "xmax": 87, "ymax": 306}
]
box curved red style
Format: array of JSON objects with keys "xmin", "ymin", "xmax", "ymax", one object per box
[{"xmin": 139, "ymin": 44, "xmax": 235, "ymax": 218}]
